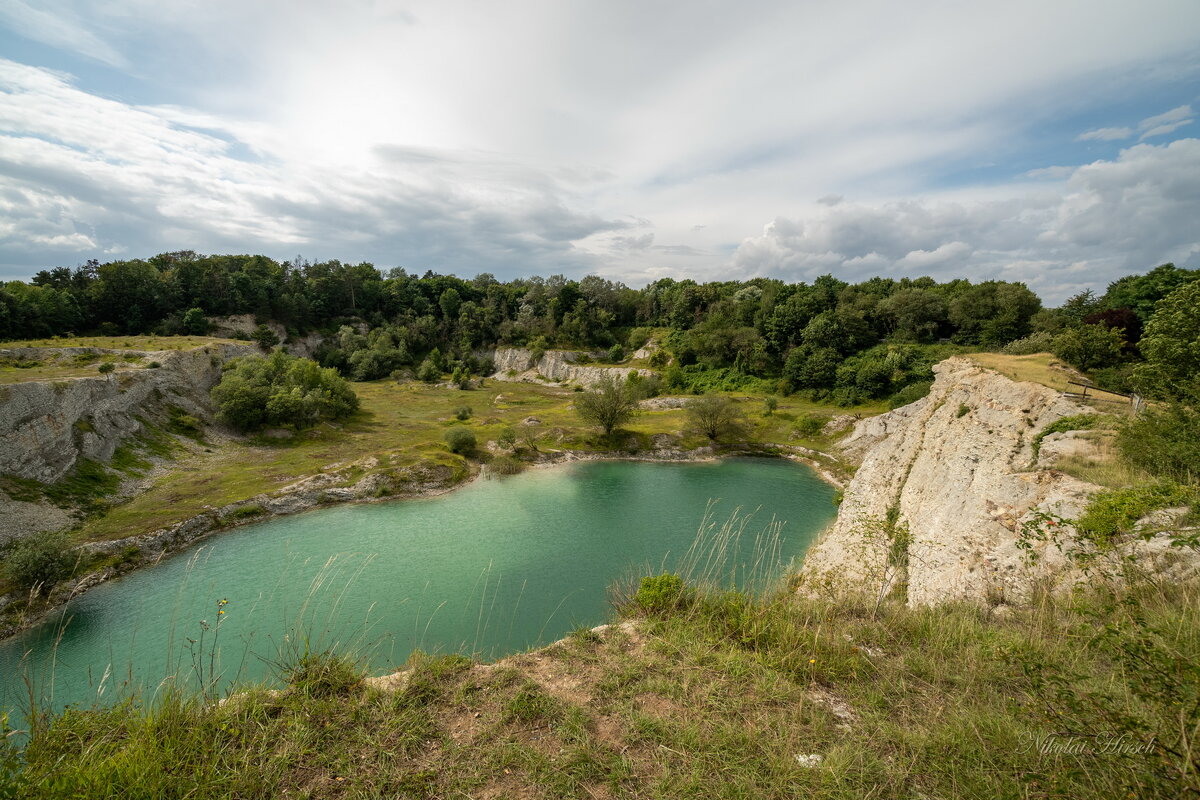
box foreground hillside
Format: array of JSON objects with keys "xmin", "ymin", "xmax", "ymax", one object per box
[{"xmin": 4, "ymin": 572, "xmax": 1196, "ymax": 798}]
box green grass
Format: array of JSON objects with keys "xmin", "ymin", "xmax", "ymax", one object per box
[
  {"xmin": 0, "ymin": 337, "xmax": 239, "ymax": 384},
  {"xmin": 73, "ymin": 379, "xmax": 860, "ymax": 543},
  {"xmin": 2, "ymin": 335, "xmax": 238, "ymax": 350},
  {"xmin": 9, "ymin": 572, "xmax": 1196, "ymax": 799}
]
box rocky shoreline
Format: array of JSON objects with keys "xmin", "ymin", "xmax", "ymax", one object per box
[{"xmin": 0, "ymin": 441, "xmax": 844, "ymax": 644}]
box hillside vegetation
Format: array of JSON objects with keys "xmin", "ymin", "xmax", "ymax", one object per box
[{"xmin": 2, "ymin": 259, "xmax": 1199, "ymax": 797}]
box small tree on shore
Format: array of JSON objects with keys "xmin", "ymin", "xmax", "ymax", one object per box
[
  {"xmin": 575, "ymin": 374, "xmax": 638, "ymax": 436},
  {"xmin": 1, "ymin": 530, "xmax": 76, "ymax": 595},
  {"xmin": 687, "ymin": 394, "xmax": 745, "ymax": 441}
]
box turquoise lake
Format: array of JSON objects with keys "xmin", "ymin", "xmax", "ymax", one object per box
[{"xmin": 0, "ymin": 457, "xmax": 835, "ymax": 720}]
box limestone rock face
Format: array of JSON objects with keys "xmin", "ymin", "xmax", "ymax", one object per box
[
  {"xmin": 0, "ymin": 344, "xmax": 254, "ymax": 485},
  {"xmin": 491, "ymin": 348, "xmax": 650, "ymax": 388},
  {"xmin": 800, "ymin": 357, "xmax": 1102, "ymax": 606}
]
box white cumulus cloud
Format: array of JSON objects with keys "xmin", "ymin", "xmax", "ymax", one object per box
[{"xmin": 732, "ymin": 138, "xmax": 1200, "ymax": 303}]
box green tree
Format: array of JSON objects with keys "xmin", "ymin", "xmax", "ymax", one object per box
[
  {"xmin": 575, "ymin": 374, "xmax": 639, "ymax": 435},
  {"xmin": 1133, "ymin": 280, "xmax": 1200, "ymax": 401},
  {"xmin": 878, "ymin": 288, "xmax": 947, "ymax": 342},
  {"xmin": 252, "ymin": 323, "xmax": 280, "ymax": 350},
  {"xmin": 1, "ymin": 530, "xmax": 75, "ymax": 594},
  {"xmin": 182, "ymin": 307, "xmax": 209, "ymax": 335},
  {"xmin": 948, "ymin": 281, "xmax": 1041, "ymax": 346},
  {"xmin": 212, "ymin": 351, "xmax": 358, "ymax": 432},
  {"xmin": 1102, "ymin": 263, "xmax": 1200, "ymax": 322},
  {"xmin": 439, "ymin": 288, "xmax": 462, "ymax": 321},
  {"xmin": 1051, "ymin": 324, "xmax": 1125, "ymax": 371},
  {"xmin": 687, "ymin": 394, "xmax": 745, "ymax": 441}
]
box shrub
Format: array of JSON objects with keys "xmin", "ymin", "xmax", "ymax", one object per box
[
  {"xmin": 575, "ymin": 374, "xmax": 639, "ymax": 435},
  {"xmin": 1030, "ymin": 413, "xmax": 1098, "ymax": 460},
  {"xmin": 146, "ymin": 361, "xmax": 161, "ymax": 369},
  {"xmin": 528, "ymin": 336, "xmax": 549, "ymax": 364},
  {"xmin": 97, "ymin": 362, "xmax": 115, "ymax": 374},
  {"xmin": 226, "ymin": 504, "xmax": 266, "ymax": 521},
  {"xmin": 212, "ymin": 351, "xmax": 358, "ymax": 432},
  {"xmin": 444, "ymin": 426, "xmax": 476, "ymax": 455},
  {"xmin": 1, "ymin": 530, "xmax": 76, "ymax": 593},
  {"xmin": 635, "ymin": 573, "xmax": 688, "ymax": 614},
  {"xmin": 762, "ymin": 396, "xmax": 778, "ymax": 416},
  {"xmin": 888, "ymin": 380, "xmax": 932, "ymax": 409},
  {"xmin": 416, "ymin": 358, "xmax": 440, "ymax": 383},
  {"xmin": 794, "ymin": 413, "xmax": 826, "ymax": 438},
  {"xmin": 454, "ymin": 405, "xmax": 472, "ymax": 421},
  {"xmin": 251, "ymin": 323, "xmax": 279, "ymax": 351},
  {"xmin": 489, "ymin": 454, "xmax": 524, "ymax": 475},
  {"xmin": 607, "ymin": 344, "xmax": 624, "ymax": 363},
  {"xmin": 1119, "ymin": 402, "xmax": 1200, "ymax": 484},
  {"xmin": 497, "ymin": 426, "xmax": 517, "ymax": 450},
  {"xmin": 687, "ymin": 394, "xmax": 745, "ymax": 441},
  {"xmin": 956, "ymin": 403, "xmax": 970, "ymax": 418},
  {"xmin": 1076, "ymin": 482, "xmax": 1194, "ymax": 545}
]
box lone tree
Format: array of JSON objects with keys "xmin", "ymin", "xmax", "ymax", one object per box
[
  {"xmin": 687, "ymin": 394, "xmax": 745, "ymax": 441},
  {"xmin": 575, "ymin": 374, "xmax": 638, "ymax": 436}
]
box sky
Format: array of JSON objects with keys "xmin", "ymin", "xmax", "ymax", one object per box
[{"xmin": 1, "ymin": 0, "xmax": 1199, "ymax": 303}]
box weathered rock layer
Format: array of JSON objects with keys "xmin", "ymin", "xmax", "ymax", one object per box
[
  {"xmin": 0, "ymin": 343, "xmax": 255, "ymax": 542},
  {"xmin": 491, "ymin": 348, "xmax": 649, "ymax": 387},
  {"xmin": 801, "ymin": 357, "xmax": 1101, "ymax": 606}
]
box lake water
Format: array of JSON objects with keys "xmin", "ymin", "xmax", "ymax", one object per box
[{"xmin": 0, "ymin": 457, "xmax": 835, "ymax": 720}]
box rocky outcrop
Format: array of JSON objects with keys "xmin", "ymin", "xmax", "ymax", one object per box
[
  {"xmin": 800, "ymin": 357, "xmax": 1106, "ymax": 606},
  {"xmin": 206, "ymin": 315, "xmax": 324, "ymax": 357},
  {"xmin": 491, "ymin": 348, "xmax": 652, "ymax": 388},
  {"xmin": 0, "ymin": 344, "xmax": 254, "ymax": 485},
  {"xmin": 0, "ymin": 343, "xmax": 256, "ymax": 543}
]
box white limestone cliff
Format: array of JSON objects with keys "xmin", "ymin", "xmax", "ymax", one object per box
[{"xmin": 801, "ymin": 357, "xmax": 1108, "ymax": 606}]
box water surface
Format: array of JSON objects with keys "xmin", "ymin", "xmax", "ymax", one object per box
[{"xmin": 0, "ymin": 457, "xmax": 835, "ymax": 718}]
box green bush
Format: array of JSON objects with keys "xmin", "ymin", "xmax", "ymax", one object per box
[
  {"xmin": 1119, "ymin": 403, "xmax": 1200, "ymax": 484},
  {"xmin": 97, "ymin": 362, "xmax": 115, "ymax": 374},
  {"xmin": 794, "ymin": 413, "xmax": 826, "ymax": 437},
  {"xmin": 416, "ymin": 358, "xmax": 440, "ymax": 383},
  {"xmin": 489, "ymin": 454, "xmax": 524, "ymax": 475},
  {"xmin": 888, "ymin": 380, "xmax": 932, "ymax": 409},
  {"xmin": 211, "ymin": 351, "xmax": 358, "ymax": 432},
  {"xmin": 1031, "ymin": 413, "xmax": 1098, "ymax": 460},
  {"xmin": 1076, "ymin": 482, "xmax": 1194, "ymax": 544},
  {"xmin": 635, "ymin": 573, "xmax": 688, "ymax": 614},
  {"xmin": 454, "ymin": 405, "xmax": 472, "ymax": 421},
  {"xmin": 956, "ymin": 403, "xmax": 970, "ymax": 418},
  {"xmin": 444, "ymin": 426, "xmax": 476, "ymax": 455},
  {"xmin": 251, "ymin": 323, "xmax": 279, "ymax": 351},
  {"xmin": 607, "ymin": 344, "xmax": 624, "ymax": 363},
  {"xmin": 1, "ymin": 530, "xmax": 76, "ymax": 593},
  {"xmin": 497, "ymin": 426, "xmax": 517, "ymax": 450}
]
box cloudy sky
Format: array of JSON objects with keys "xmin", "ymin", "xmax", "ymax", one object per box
[{"xmin": 1, "ymin": 0, "xmax": 1198, "ymax": 302}]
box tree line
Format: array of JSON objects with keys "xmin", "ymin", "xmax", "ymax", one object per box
[{"xmin": 2, "ymin": 251, "xmax": 1196, "ymax": 407}]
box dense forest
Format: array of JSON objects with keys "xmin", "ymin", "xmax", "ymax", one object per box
[{"xmin": 2, "ymin": 253, "xmax": 1197, "ymax": 408}]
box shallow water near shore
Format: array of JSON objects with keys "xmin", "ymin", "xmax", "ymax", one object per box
[{"xmin": 0, "ymin": 457, "xmax": 835, "ymax": 721}]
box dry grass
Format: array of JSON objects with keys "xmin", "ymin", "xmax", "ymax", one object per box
[{"xmin": 966, "ymin": 352, "xmax": 1133, "ymax": 415}]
